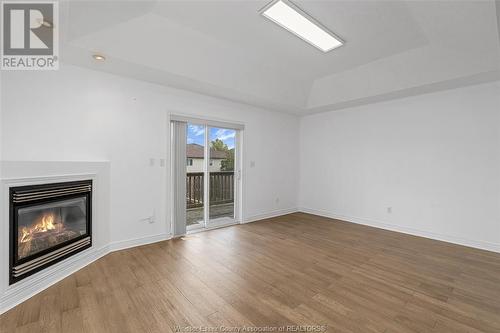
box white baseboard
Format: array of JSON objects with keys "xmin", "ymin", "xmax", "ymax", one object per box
[
  {"xmin": 0, "ymin": 233, "xmax": 171, "ymax": 314},
  {"xmin": 299, "ymin": 207, "xmax": 500, "ymax": 254},
  {"xmin": 244, "ymin": 207, "xmax": 299, "ymax": 223},
  {"xmin": 109, "ymin": 233, "xmax": 172, "ymax": 252}
]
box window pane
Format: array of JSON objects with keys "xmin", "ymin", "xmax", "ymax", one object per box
[
  {"xmin": 209, "ymin": 127, "xmax": 236, "ymax": 221},
  {"xmin": 186, "ymin": 123, "xmax": 205, "ymax": 226}
]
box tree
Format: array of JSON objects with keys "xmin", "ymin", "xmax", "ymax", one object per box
[
  {"xmin": 221, "ymin": 148, "xmax": 234, "ymax": 171},
  {"xmin": 211, "ymin": 139, "xmax": 234, "ymax": 171},
  {"xmin": 211, "ymin": 139, "xmax": 228, "ymax": 151}
]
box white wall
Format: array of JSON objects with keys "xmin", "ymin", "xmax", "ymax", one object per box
[
  {"xmin": 1, "ymin": 64, "xmax": 299, "ymax": 244},
  {"xmin": 300, "ymin": 81, "xmax": 500, "ymax": 252}
]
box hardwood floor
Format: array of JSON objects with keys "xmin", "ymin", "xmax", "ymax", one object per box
[{"xmin": 2, "ymin": 212, "xmax": 500, "ymax": 332}]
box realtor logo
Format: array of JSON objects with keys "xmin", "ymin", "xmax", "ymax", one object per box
[{"xmin": 1, "ymin": 1, "xmax": 59, "ymax": 70}]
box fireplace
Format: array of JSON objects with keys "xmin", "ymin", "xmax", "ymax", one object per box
[{"xmin": 9, "ymin": 180, "xmax": 92, "ymax": 284}]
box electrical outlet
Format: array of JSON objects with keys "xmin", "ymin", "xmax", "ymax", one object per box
[
  {"xmin": 387, "ymin": 207, "xmax": 392, "ymax": 214},
  {"xmin": 149, "ymin": 158, "xmax": 155, "ymax": 166}
]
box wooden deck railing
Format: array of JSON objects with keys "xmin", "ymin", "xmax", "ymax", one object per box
[
  {"xmin": 209, "ymin": 172, "xmax": 235, "ymax": 206},
  {"xmin": 186, "ymin": 172, "xmax": 234, "ymax": 209},
  {"xmin": 186, "ymin": 172, "xmax": 204, "ymax": 208}
]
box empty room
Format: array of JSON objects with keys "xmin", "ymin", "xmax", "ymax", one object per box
[{"xmin": 1, "ymin": 0, "xmax": 500, "ymax": 332}]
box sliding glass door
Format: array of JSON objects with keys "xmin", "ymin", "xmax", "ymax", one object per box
[
  {"xmin": 208, "ymin": 127, "xmax": 236, "ymax": 225},
  {"xmin": 185, "ymin": 123, "xmax": 206, "ymax": 228},
  {"xmin": 185, "ymin": 123, "xmax": 239, "ymax": 230}
]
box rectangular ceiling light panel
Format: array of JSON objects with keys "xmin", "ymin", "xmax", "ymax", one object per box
[{"xmin": 260, "ymin": 0, "xmax": 343, "ymax": 52}]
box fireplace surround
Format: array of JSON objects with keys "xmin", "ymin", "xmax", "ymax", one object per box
[{"xmin": 9, "ymin": 180, "xmax": 92, "ymax": 284}]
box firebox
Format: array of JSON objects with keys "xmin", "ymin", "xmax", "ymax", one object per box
[{"xmin": 9, "ymin": 180, "xmax": 92, "ymax": 284}]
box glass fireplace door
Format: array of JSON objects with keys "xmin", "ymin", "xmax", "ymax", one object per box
[
  {"xmin": 17, "ymin": 197, "xmax": 88, "ymax": 260},
  {"xmin": 10, "ymin": 179, "xmax": 92, "ymax": 284}
]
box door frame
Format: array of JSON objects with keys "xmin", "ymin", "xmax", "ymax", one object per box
[{"xmin": 173, "ymin": 117, "xmax": 242, "ymax": 233}]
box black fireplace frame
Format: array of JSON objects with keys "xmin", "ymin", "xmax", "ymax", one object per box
[{"xmin": 9, "ymin": 180, "xmax": 92, "ymax": 284}]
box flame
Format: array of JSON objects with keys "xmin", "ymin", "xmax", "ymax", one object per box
[{"xmin": 19, "ymin": 213, "xmax": 59, "ymax": 244}]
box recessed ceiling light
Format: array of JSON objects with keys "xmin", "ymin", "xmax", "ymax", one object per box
[
  {"xmin": 260, "ymin": 0, "xmax": 343, "ymax": 53},
  {"xmin": 92, "ymin": 54, "xmax": 106, "ymax": 61}
]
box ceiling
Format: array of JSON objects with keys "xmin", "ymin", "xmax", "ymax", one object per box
[{"xmin": 60, "ymin": 0, "xmax": 500, "ymax": 115}]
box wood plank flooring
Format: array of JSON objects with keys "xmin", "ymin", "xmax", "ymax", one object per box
[{"xmin": 1, "ymin": 212, "xmax": 500, "ymax": 332}]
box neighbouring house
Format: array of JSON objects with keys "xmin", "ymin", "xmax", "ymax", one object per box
[{"xmin": 186, "ymin": 143, "xmax": 227, "ymax": 172}]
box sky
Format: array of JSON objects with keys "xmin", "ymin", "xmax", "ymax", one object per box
[{"xmin": 187, "ymin": 124, "xmax": 235, "ymax": 149}]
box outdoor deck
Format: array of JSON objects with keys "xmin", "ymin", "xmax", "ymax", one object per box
[
  {"xmin": 186, "ymin": 171, "xmax": 234, "ymax": 226},
  {"xmin": 187, "ymin": 203, "xmax": 234, "ymax": 226}
]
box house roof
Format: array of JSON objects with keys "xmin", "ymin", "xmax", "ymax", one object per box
[{"xmin": 187, "ymin": 144, "xmax": 227, "ymax": 159}]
